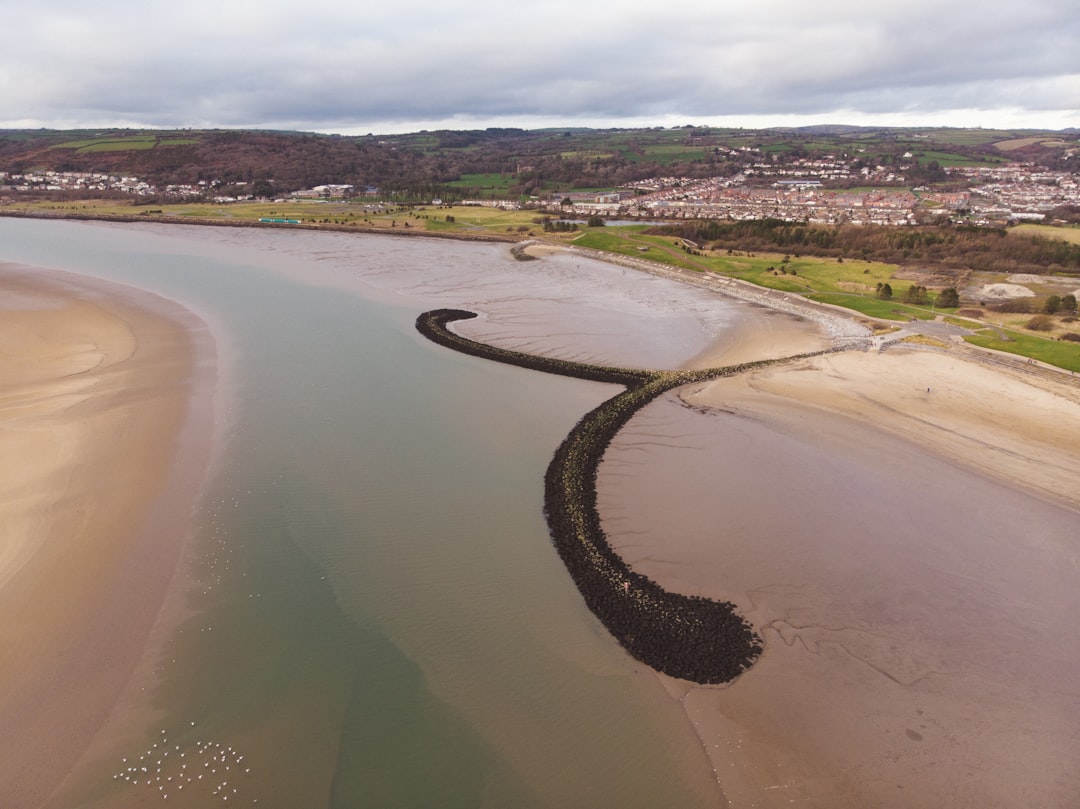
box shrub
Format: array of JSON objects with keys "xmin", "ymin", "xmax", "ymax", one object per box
[
  {"xmin": 1026, "ymin": 314, "xmax": 1055, "ymax": 331},
  {"xmin": 994, "ymin": 298, "xmax": 1032, "ymax": 314},
  {"xmin": 1060, "ymin": 332, "xmax": 1080, "ymax": 342}
]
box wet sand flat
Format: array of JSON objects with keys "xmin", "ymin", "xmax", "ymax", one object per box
[
  {"xmin": 0, "ymin": 264, "xmax": 212, "ymax": 808},
  {"xmin": 7, "ymin": 221, "xmax": 1079, "ymax": 808},
  {"xmin": 599, "ymin": 347, "xmax": 1080, "ymax": 808}
]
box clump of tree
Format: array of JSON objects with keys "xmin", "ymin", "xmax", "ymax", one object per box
[
  {"xmin": 936, "ymin": 287, "xmax": 960, "ymax": 308},
  {"xmin": 587, "ymin": 214, "xmax": 605, "ymax": 227},
  {"xmin": 1043, "ymin": 293, "xmax": 1078, "ymax": 315},
  {"xmin": 903, "ymin": 285, "xmax": 929, "ymax": 305},
  {"xmin": 876, "ymin": 282, "xmax": 893, "ymax": 300},
  {"xmin": 543, "ymin": 218, "xmax": 580, "ymax": 233}
]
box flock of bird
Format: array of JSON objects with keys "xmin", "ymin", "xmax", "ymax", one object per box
[{"xmin": 112, "ymin": 726, "xmax": 254, "ymax": 803}]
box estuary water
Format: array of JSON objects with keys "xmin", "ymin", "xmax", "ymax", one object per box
[{"xmin": 0, "ymin": 218, "xmax": 751, "ymax": 808}]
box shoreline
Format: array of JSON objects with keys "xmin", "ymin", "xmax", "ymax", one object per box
[
  {"xmin": 416, "ymin": 309, "xmax": 834, "ymax": 683},
  {"xmin": 595, "ymin": 347, "xmax": 1080, "ymax": 807},
  {"xmin": 5, "ymin": 219, "xmax": 1079, "ymax": 807},
  {"xmin": 0, "ymin": 207, "xmax": 519, "ymax": 243},
  {"xmin": 0, "ymin": 263, "xmax": 216, "ymax": 808}
]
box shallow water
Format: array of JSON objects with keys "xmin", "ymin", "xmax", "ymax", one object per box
[{"xmin": 2, "ymin": 219, "xmax": 752, "ymax": 808}]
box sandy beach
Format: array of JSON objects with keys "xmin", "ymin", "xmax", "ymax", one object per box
[
  {"xmin": 0, "ymin": 264, "xmax": 213, "ymax": 808},
  {"xmin": 452, "ymin": 239, "xmax": 1080, "ymax": 806},
  {"xmin": 600, "ymin": 338, "xmax": 1080, "ymax": 807},
  {"xmin": 4, "ymin": 222, "xmax": 1080, "ymax": 808}
]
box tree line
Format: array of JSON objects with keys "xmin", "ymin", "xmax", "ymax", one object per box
[{"xmin": 655, "ymin": 218, "xmax": 1080, "ymax": 275}]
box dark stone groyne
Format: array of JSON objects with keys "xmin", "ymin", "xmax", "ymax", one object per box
[{"xmin": 417, "ymin": 308, "xmax": 807, "ymax": 684}]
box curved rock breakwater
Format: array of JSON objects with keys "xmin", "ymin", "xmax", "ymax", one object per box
[{"xmin": 417, "ymin": 308, "xmax": 829, "ymax": 684}]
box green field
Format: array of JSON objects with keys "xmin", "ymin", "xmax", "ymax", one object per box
[
  {"xmin": 53, "ymin": 136, "xmax": 200, "ymax": 153},
  {"xmin": 911, "ymin": 150, "xmax": 1003, "ymax": 167},
  {"xmin": 572, "ymin": 227, "xmax": 978, "ymax": 326},
  {"xmin": 994, "ymin": 136, "xmax": 1067, "ymax": 152},
  {"xmin": 577, "ymin": 229, "xmax": 890, "ymax": 284},
  {"xmin": 965, "ymin": 329, "xmax": 1080, "ymax": 372},
  {"xmin": 1009, "ymin": 223, "xmax": 1080, "ymax": 245},
  {"xmin": 446, "ymin": 173, "xmax": 516, "ymax": 191},
  {"xmin": 916, "ymin": 129, "xmax": 1017, "ymax": 147},
  {"xmin": 639, "ymin": 144, "xmax": 708, "ymax": 165},
  {"xmin": 808, "ymin": 293, "xmax": 938, "ymax": 320}
]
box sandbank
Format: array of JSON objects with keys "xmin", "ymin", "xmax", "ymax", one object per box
[
  {"xmin": 0, "ymin": 264, "xmax": 213, "ymax": 808},
  {"xmin": 599, "ymin": 344, "xmax": 1080, "ymax": 808},
  {"xmin": 7, "ymin": 223, "xmax": 1078, "ymax": 807}
]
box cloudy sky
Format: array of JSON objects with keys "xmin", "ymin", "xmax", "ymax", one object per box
[{"xmin": 3, "ymin": 0, "xmax": 1078, "ymax": 134}]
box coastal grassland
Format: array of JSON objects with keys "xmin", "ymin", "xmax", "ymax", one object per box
[
  {"xmin": 1009, "ymin": 223, "xmax": 1080, "ymax": 245},
  {"xmin": 572, "ymin": 230, "xmax": 704, "ymax": 269},
  {"xmin": 964, "ymin": 328, "xmax": 1080, "ymax": 371},
  {"xmin": 8, "ymin": 199, "xmax": 350, "ymax": 221},
  {"xmin": 574, "ymin": 228, "xmax": 931, "ymax": 320},
  {"xmin": 0, "ymin": 199, "xmax": 537, "ymax": 239},
  {"xmin": 414, "ymin": 204, "xmax": 541, "ymax": 232},
  {"xmin": 806, "ymin": 293, "xmax": 940, "ymax": 320}
]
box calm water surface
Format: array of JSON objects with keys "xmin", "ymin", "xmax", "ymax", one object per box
[{"xmin": 1, "ymin": 219, "xmax": 732, "ymax": 808}]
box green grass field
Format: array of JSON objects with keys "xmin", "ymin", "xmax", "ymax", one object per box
[
  {"xmin": 52, "ymin": 136, "xmax": 200, "ymax": 153},
  {"xmin": 577, "ymin": 228, "xmax": 901, "ymax": 292},
  {"xmin": 994, "ymin": 136, "xmax": 1067, "ymax": 152},
  {"xmin": 446, "ymin": 173, "xmax": 516, "ymax": 191},
  {"xmin": 911, "ymin": 150, "xmax": 1003, "ymax": 167},
  {"xmin": 808, "ymin": 293, "xmax": 939, "ymax": 320},
  {"xmin": 1009, "ymin": 223, "xmax": 1080, "ymax": 245},
  {"xmin": 965, "ymin": 329, "xmax": 1080, "ymax": 372},
  {"xmin": 575, "ymin": 227, "xmax": 998, "ymax": 328}
]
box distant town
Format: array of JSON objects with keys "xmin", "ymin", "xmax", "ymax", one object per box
[
  {"xmin": 2, "ymin": 126, "xmax": 1078, "ymax": 228},
  {"xmin": 4, "ymin": 158, "xmax": 1077, "ymax": 228}
]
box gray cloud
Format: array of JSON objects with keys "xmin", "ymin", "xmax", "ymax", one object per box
[{"xmin": 2, "ymin": 0, "xmax": 1078, "ymax": 131}]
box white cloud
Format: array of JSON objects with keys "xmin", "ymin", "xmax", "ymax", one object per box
[{"xmin": 2, "ymin": 1, "xmax": 1078, "ymax": 132}]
